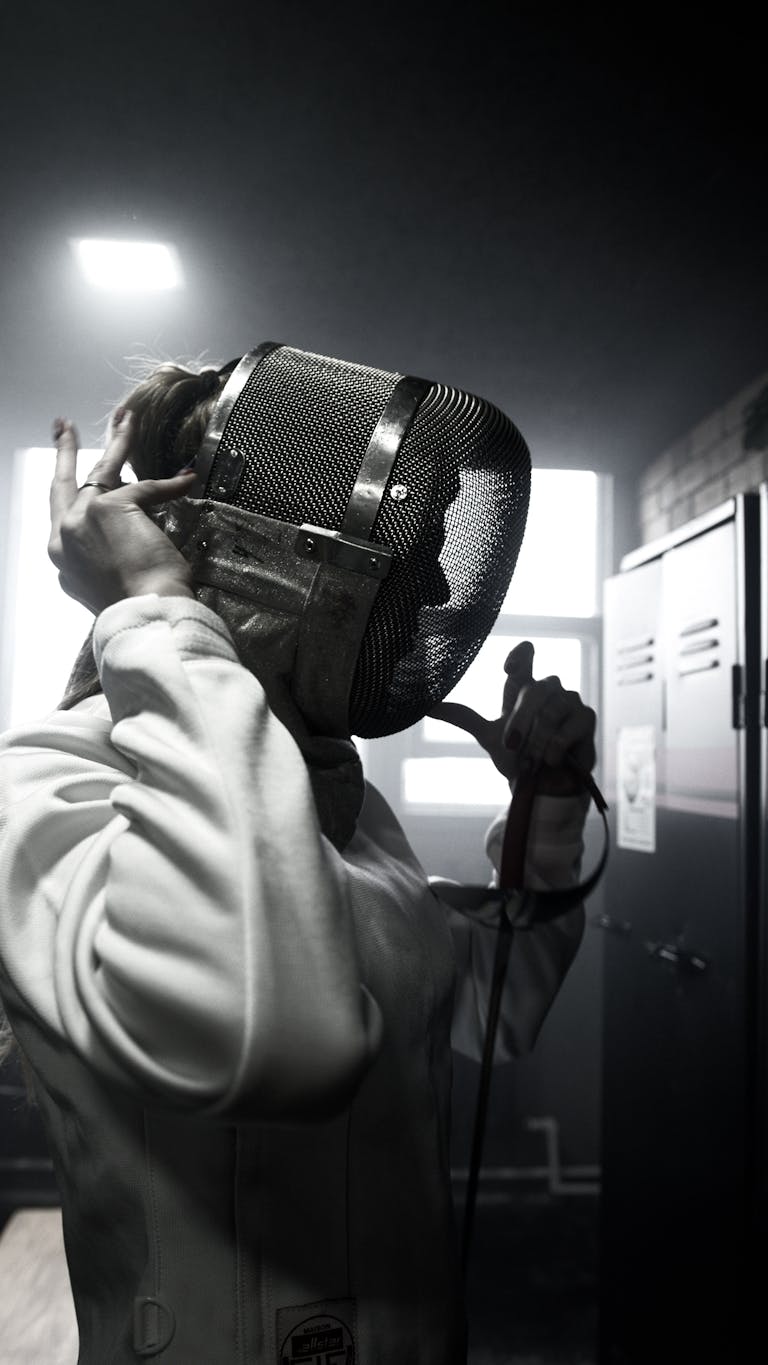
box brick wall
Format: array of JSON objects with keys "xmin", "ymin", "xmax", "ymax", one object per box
[{"xmin": 638, "ymin": 370, "xmax": 768, "ymax": 544}]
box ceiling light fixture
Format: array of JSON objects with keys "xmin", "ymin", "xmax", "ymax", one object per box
[{"xmin": 70, "ymin": 238, "xmax": 184, "ymax": 291}]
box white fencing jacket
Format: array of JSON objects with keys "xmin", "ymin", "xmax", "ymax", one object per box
[{"xmin": 0, "ymin": 594, "xmax": 587, "ymax": 1364}]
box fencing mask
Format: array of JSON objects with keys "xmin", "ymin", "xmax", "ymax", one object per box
[{"xmin": 147, "ymin": 342, "xmax": 530, "ymax": 844}]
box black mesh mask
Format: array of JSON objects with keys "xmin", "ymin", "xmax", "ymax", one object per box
[
  {"xmin": 153, "ymin": 343, "xmax": 530, "ymax": 843},
  {"xmin": 159, "ymin": 342, "xmax": 530, "ymax": 735}
]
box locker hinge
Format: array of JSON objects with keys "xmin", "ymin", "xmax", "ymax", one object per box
[{"xmin": 732, "ymin": 663, "xmax": 746, "ymax": 729}]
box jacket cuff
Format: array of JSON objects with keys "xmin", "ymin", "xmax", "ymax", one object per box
[{"xmin": 92, "ymin": 594, "xmax": 239, "ymax": 673}]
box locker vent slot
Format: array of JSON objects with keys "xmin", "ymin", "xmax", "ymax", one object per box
[
  {"xmin": 678, "ymin": 617, "xmax": 718, "ymax": 637},
  {"xmin": 679, "ymin": 637, "xmax": 719, "ymax": 656},
  {"xmin": 677, "ymin": 618, "xmax": 720, "ymax": 677},
  {"xmin": 617, "ymin": 635, "xmax": 654, "ymax": 653},
  {"xmin": 615, "ymin": 636, "xmax": 656, "ymax": 686},
  {"xmin": 617, "ymin": 652, "xmax": 654, "ymax": 667},
  {"xmin": 678, "ymin": 658, "xmax": 719, "ymax": 677}
]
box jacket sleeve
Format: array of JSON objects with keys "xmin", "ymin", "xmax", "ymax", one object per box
[
  {"xmin": 0, "ymin": 594, "xmax": 382, "ymax": 1120},
  {"xmin": 445, "ymin": 792, "xmax": 589, "ymax": 1061}
]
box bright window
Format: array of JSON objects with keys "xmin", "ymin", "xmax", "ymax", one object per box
[
  {"xmin": 403, "ymin": 756, "xmax": 511, "ymax": 807},
  {"xmin": 503, "ymin": 469, "xmax": 598, "ymax": 617},
  {"xmin": 0, "ymin": 447, "xmax": 131, "ymax": 729},
  {"xmin": 395, "ymin": 469, "xmax": 604, "ymax": 812}
]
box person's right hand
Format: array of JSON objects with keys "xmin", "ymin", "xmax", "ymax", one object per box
[
  {"xmin": 430, "ymin": 641, "xmax": 596, "ymax": 796},
  {"xmin": 48, "ymin": 410, "xmax": 201, "ymax": 614}
]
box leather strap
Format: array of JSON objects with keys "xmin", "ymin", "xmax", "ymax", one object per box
[{"xmin": 499, "ymin": 756, "xmax": 610, "ymax": 922}]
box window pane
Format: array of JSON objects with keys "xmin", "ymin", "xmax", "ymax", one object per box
[
  {"xmin": 423, "ymin": 635, "xmax": 582, "ymax": 744},
  {"xmin": 503, "ymin": 469, "xmax": 598, "ymax": 616},
  {"xmin": 1, "ymin": 448, "xmax": 126, "ymax": 728},
  {"xmin": 403, "ymin": 757, "xmax": 510, "ymax": 807}
]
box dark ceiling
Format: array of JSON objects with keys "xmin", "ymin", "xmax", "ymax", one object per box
[{"xmin": 1, "ymin": 2, "xmax": 765, "ymax": 481}]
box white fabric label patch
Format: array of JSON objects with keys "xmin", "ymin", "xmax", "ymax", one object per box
[
  {"xmin": 276, "ymin": 1298, "xmax": 357, "ymax": 1364},
  {"xmin": 617, "ymin": 724, "xmax": 656, "ymax": 852}
]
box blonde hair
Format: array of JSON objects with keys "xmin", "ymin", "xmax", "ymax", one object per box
[{"xmin": 57, "ymin": 355, "xmax": 230, "ymax": 712}]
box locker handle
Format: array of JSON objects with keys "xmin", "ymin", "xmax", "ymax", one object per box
[
  {"xmin": 644, "ymin": 940, "xmax": 709, "ymax": 974},
  {"xmin": 732, "ymin": 663, "xmax": 745, "ymax": 729}
]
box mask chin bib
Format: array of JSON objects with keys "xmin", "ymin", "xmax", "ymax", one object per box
[{"xmin": 157, "ymin": 493, "xmax": 392, "ymax": 850}]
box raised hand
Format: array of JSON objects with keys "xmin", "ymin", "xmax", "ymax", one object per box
[
  {"xmin": 429, "ymin": 640, "xmax": 596, "ymax": 796},
  {"xmin": 48, "ymin": 411, "xmax": 201, "ymax": 614}
]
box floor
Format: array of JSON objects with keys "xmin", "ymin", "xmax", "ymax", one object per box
[
  {"xmin": 465, "ymin": 1190, "xmax": 599, "ymax": 1364},
  {"xmin": 0, "ymin": 1190, "xmax": 599, "ymax": 1365},
  {"xmin": 0, "ymin": 1207, "xmax": 78, "ymax": 1365}
]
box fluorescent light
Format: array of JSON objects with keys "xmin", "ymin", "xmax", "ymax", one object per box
[{"xmin": 71, "ymin": 238, "xmax": 184, "ymax": 291}]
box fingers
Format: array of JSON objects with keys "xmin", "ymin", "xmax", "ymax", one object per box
[
  {"xmin": 50, "ymin": 409, "xmax": 131, "ymax": 531},
  {"xmin": 503, "ymin": 675, "xmax": 561, "ymax": 751},
  {"xmin": 535, "ymin": 696, "xmax": 596, "ymax": 770},
  {"xmin": 502, "ymin": 640, "xmax": 535, "ymax": 716},
  {"xmin": 50, "ymin": 409, "xmax": 198, "ymax": 513},
  {"xmin": 85, "ymin": 409, "xmax": 201, "ymax": 502},
  {"xmin": 505, "ymin": 679, "xmax": 596, "ymax": 772},
  {"xmin": 80, "ymin": 407, "xmax": 135, "ymax": 489},
  {"xmin": 49, "ymin": 419, "xmax": 81, "ymax": 534},
  {"xmin": 129, "ymin": 469, "xmax": 201, "ymax": 505},
  {"xmin": 504, "ymin": 640, "xmax": 534, "ymax": 681}
]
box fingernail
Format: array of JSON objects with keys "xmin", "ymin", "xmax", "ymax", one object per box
[
  {"xmin": 176, "ymin": 461, "xmax": 197, "ymax": 475},
  {"xmin": 52, "ymin": 418, "xmax": 65, "ymax": 440}
]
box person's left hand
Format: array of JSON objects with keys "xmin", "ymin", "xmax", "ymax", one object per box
[
  {"xmin": 48, "ymin": 411, "xmax": 201, "ymax": 614},
  {"xmin": 428, "ymin": 640, "xmax": 596, "ymax": 796}
]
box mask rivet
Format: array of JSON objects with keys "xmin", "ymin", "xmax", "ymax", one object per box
[
  {"xmin": 304, "ymin": 536, "xmax": 316, "ymax": 554},
  {"xmin": 369, "ymin": 556, "xmax": 379, "ymax": 570},
  {"xmin": 390, "ymin": 484, "xmax": 408, "ymax": 501}
]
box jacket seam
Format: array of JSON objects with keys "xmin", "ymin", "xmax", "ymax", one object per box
[{"xmin": 143, "ymin": 1109, "xmax": 162, "ymax": 1292}]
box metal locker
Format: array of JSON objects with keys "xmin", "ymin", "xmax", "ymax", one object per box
[{"xmin": 599, "ymin": 496, "xmax": 760, "ymax": 1365}]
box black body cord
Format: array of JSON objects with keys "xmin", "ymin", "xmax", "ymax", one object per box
[{"xmin": 459, "ymin": 759, "xmax": 609, "ymax": 1278}]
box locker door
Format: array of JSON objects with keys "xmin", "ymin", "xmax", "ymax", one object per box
[
  {"xmin": 756, "ymin": 485, "xmax": 768, "ymax": 1249},
  {"xmin": 651, "ymin": 512, "xmax": 749, "ymax": 1352},
  {"xmin": 599, "ymin": 501, "xmax": 756, "ymax": 1364},
  {"xmin": 600, "ymin": 557, "xmax": 668, "ymax": 1365}
]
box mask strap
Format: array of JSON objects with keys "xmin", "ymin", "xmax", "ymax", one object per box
[
  {"xmin": 290, "ymin": 374, "xmax": 432, "ymax": 734},
  {"xmin": 340, "ymin": 375, "xmax": 432, "ymax": 540},
  {"xmin": 195, "ymin": 342, "xmax": 282, "ymax": 495}
]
